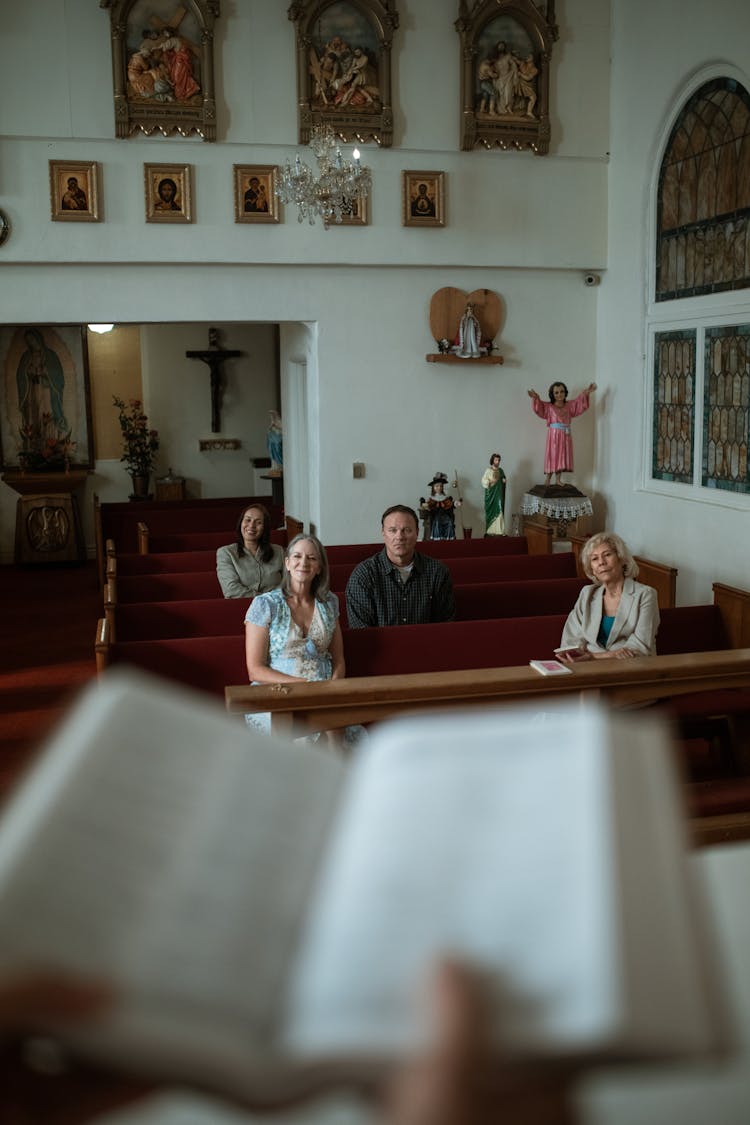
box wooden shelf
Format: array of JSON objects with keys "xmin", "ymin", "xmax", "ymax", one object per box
[
  {"xmin": 2, "ymin": 470, "xmax": 89, "ymax": 496},
  {"xmin": 426, "ymin": 353, "xmax": 504, "ymax": 365},
  {"xmin": 198, "ymin": 438, "xmax": 241, "ymax": 451}
]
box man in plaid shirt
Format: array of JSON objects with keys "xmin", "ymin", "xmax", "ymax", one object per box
[{"xmin": 345, "ymin": 505, "xmax": 455, "ymax": 628}]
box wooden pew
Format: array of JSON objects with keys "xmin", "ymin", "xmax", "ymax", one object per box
[
  {"xmin": 224, "ymin": 582, "xmax": 750, "ymax": 773},
  {"xmin": 105, "ymin": 571, "xmax": 222, "ymax": 606},
  {"xmin": 329, "ymin": 551, "xmax": 578, "ymax": 591},
  {"xmin": 108, "ymin": 534, "xmax": 524, "ymax": 577},
  {"xmin": 94, "ymin": 494, "xmax": 284, "ymax": 579},
  {"xmin": 137, "ymin": 517, "xmax": 294, "ymax": 555},
  {"xmin": 225, "ymin": 649, "xmax": 750, "ymax": 738},
  {"xmin": 324, "ymin": 537, "xmax": 529, "ymax": 564},
  {"xmin": 98, "ymin": 586, "xmax": 750, "ymax": 699},
  {"xmin": 223, "ymin": 648, "xmax": 750, "ymax": 847},
  {"xmin": 103, "ymin": 597, "xmax": 250, "ymax": 644},
  {"xmin": 108, "ymin": 547, "xmax": 218, "ymax": 576},
  {"xmin": 102, "ymin": 578, "xmax": 588, "ymax": 643},
  {"xmin": 104, "ymin": 552, "xmax": 579, "ymax": 604}
]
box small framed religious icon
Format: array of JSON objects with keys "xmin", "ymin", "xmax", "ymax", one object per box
[
  {"xmin": 338, "ymin": 192, "xmax": 369, "ymax": 226},
  {"xmin": 144, "ymin": 163, "xmax": 192, "ymax": 223},
  {"xmin": 49, "ymin": 161, "xmax": 100, "ymax": 222},
  {"xmin": 402, "ymin": 171, "xmax": 445, "ymax": 228},
  {"xmin": 233, "ymin": 165, "xmax": 280, "ymax": 224}
]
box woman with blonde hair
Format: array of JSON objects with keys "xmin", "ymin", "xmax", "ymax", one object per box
[
  {"xmin": 245, "ymin": 533, "xmax": 342, "ymax": 692},
  {"xmin": 558, "ymin": 532, "xmax": 659, "ymax": 660},
  {"xmin": 244, "ymin": 533, "xmax": 363, "ymax": 744}
]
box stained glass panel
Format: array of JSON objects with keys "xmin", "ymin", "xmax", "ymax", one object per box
[
  {"xmin": 652, "ymin": 330, "xmax": 695, "ymax": 483},
  {"xmin": 702, "ymin": 325, "xmax": 750, "ymax": 493},
  {"xmin": 656, "ymin": 79, "xmax": 750, "ymax": 301}
]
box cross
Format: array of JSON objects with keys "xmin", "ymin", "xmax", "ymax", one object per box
[{"xmin": 186, "ymin": 327, "xmax": 243, "ymax": 433}]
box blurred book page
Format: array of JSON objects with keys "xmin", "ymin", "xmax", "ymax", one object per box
[
  {"xmin": 0, "ymin": 672, "xmax": 344, "ymax": 1058},
  {"xmin": 286, "ymin": 704, "xmax": 722, "ymax": 1061}
]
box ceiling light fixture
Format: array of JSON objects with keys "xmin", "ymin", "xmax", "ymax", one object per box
[{"xmin": 275, "ymin": 124, "xmax": 372, "ymax": 229}]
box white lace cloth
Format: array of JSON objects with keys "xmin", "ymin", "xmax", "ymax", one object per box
[{"xmin": 520, "ymin": 492, "xmax": 593, "ymax": 520}]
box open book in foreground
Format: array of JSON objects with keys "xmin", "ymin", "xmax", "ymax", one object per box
[{"xmin": 0, "ymin": 670, "xmax": 730, "ymax": 1104}]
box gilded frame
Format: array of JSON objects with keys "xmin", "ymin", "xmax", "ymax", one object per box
[
  {"xmin": 49, "ymin": 161, "xmax": 100, "ymax": 222},
  {"xmin": 0, "ymin": 325, "xmax": 94, "ymax": 471},
  {"xmin": 100, "ymin": 0, "xmax": 220, "ymax": 141},
  {"xmin": 233, "ymin": 165, "xmax": 281, "ymax": 224},
  {"xmin": 402, "ymin": 171, "xmax": 445, "ymax": 228},
  {"xmin": 456, "ymin": 0, "xmax": 558, "ymax": 154},
  {"xmin": 287, "ymin": 0, "xmax": 399, "ymax": 146},
  {"xmin": 144, "ymin": 163, "xmax": 193, "ymax": 223},
  {"xmin": 337, "ymin": 192, "xmax": 369, "ymax": 226}
]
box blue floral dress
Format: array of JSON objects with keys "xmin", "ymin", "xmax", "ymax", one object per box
[{"xmin": 244, "ymin": 587, "xmax": 340, "ymax": 735}]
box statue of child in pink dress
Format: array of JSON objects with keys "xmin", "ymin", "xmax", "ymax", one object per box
[{"xmin": 528, "ymin": 381, "xmax": 597, "ymax": 486}]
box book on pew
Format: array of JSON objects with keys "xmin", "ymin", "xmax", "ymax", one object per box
[
  {"xmin": 529, "ymin": 658, "xmax": 573, "ymax": 675},
  {"xmin": 0, "ymin": 670, "xmax": 730, "ymax": 1104}
]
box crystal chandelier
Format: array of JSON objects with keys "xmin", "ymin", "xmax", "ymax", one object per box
[{"xmin": 275, "ymin": 124, "xmax": 372, "ymax": 229}]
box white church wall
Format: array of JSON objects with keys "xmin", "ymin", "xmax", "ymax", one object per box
[
  {"xmin": 0, "ymin": 0, "xmax": 610, "ymax": 559},
  {"xmin": 0, "ymin": 1, "xmax": 608, "ymax": 273},
  {"xmin": 0, "ymin": 262, "xmax": 597, "ymax": 557},
  {"xmin": 141, "ymin": 323, "xmax": 279, "ymax": 498},
  {"xmin": 600, "ymin": 0, "xmax": 750, "ymax": 603}
]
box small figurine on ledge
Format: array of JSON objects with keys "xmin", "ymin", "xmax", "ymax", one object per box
[
  {"xmin": 452, "ymin": 302, "xmax": 490, "ymax": 359},
  {"xmin": 420, "ymin": 471, "xmax": 461, "ymax": 540},
  {"xmin": 266, "ymin": 410, "xmax": 283, "ymax": 474},
  {"xmin": 481, "ymin": 453, "xmax": 507, "ymax": 536},
  {"xmin": 528, "ymin": 381, "xmax": 596, "ymax": 487}
]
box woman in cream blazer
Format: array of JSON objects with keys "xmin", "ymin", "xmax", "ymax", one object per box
[{"xmin": 560, "ymin": 532, "xmax": 659, "ymax": 660}]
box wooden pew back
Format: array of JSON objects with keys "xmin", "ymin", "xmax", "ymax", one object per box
[
  {"xmin": 330, "ymin": 551, "xmax": 577, "ymax": 591},
  {"xmin": 325, "ymin": 537, "xmax": 528, "ymax": 563}
]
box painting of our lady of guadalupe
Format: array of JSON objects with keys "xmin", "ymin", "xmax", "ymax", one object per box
[
  {"xmin": 125, "ymin": 1, "xmax": 202, "ymax": 107},
  {"xmin": 308, "ymin": 3, "xmax": 382, "ymax": 114}
]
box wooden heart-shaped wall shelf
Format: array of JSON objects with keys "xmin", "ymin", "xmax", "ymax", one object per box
[{"xmin": 427, "ymin": 287, "xmax": 504, "ymax": 365}]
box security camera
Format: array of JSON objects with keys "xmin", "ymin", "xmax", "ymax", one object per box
[{"xmin": 583, "ymin": 272, "xmax": 600, "ymax": 287}]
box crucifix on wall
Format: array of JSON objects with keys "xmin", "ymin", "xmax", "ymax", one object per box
[{"xmin": 186, "ymin": 327, "xmax": 242, "ymax": 433}]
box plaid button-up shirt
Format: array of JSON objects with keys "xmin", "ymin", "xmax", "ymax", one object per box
[{"xmin": 345, "ymin": 548, "xmax": 455, "ymax": 628}]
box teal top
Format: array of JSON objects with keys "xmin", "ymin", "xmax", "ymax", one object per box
[{"xmin": 597, "ymin": 614, "xmax": 615, "ymax": 647}]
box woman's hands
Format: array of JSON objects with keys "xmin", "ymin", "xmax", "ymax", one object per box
[{"xmin": 559, "ymin": 646, "xmax": 640, "ymax": 664}]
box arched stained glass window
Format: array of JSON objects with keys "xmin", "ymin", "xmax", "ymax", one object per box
[{"xmin": 656, "ymin": 78, "xmax": 750, "ymax": 301}]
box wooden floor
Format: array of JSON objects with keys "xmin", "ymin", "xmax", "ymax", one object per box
[{"xmin": 0, "ymin": 561, "xmax": 101, "ymax": 803}]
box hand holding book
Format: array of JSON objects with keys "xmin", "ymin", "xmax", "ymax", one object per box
[
  {"xmin": 0, "ymin": 671, "xmax": 729, "ymax": 1111},
  {"xmin": 0, "ymin": 961, "xmax": 574, "ymax": 1125}
]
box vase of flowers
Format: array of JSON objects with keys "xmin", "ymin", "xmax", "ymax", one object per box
[{"xmin": 113, "ymin": 396, "xmax": 160, "ymax": 501}]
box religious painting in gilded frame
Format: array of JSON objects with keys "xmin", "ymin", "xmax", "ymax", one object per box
[
  {"xmin": 337, "ymin": 192, "xmax": 369, "ymax": 226},
  {"xmin": 144, "ymin": 163, "xmax": 193, "ymax": 223},
  {"xmin": 455, "ymin": 0, "xmax": 558, "ymax": 154},
  {"xmin": 49, "ymin": 161, "xmax": 101, "ymax": 222},
  {"xmin": 402, "ymin": 171, "xmax": 445, "ymax": 228},
  {"xmin": 233, "ymin": 165, "xmax": 281, "ymax": 224},
  {"xmin": 288, "ymin": 0, "xmax": 399, "ymax": 146},
  {"xmin": 100, "ymin": 0, "xmax": 220, "ymax": 141},
  {"xmin": 0, "ymin": 326, "xmax": 94, "ymax": 471}
]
